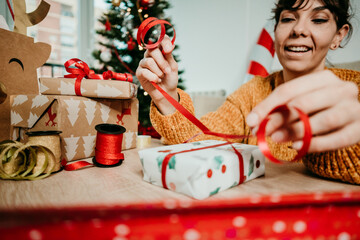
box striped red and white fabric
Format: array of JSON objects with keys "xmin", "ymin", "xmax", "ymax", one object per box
[{"xmin": 244, "ymin": 20, "xmax": 275, "ymax": 83}]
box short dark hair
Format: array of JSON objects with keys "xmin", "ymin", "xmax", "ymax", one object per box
[{"xmin": 272, "ymin": 0, "xmax": 353, "ymax": 46}]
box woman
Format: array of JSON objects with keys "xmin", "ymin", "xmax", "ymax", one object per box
[{"xmin": 136, "ymin": 0, "xmax": 360, "ymax": 184}]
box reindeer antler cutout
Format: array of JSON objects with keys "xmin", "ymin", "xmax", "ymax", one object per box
[{"xmin": 13, "ymin": 0, "xmax": 50, "ymax": 35}]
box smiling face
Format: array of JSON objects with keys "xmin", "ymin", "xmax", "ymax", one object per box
[{"xmin": 274, "ymin": 0, "xmax": 349, "ymax": 80}]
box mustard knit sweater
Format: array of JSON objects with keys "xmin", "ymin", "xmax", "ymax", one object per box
[{"xmin": 150, "ymin": 68, "xmax": 360, "ymax": 184}]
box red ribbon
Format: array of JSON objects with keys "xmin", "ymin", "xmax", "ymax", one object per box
[
  {"xmin": 103, "ymin": 70, "xmax": 133, "ymax": 82},
  {"xmin": 137, "ymin": 18, "xmax": 312, "ymax": 187},
  {"xmin": 64, "ymin": 58, "xmax": 102, "ymax": 96},
  {"xmin": 161, "ymin": 142, "xmax": 245, "ymax": 189},
  {"xmin": 6, "ymin": 0, "xmax": 14, "ymax": 20},
  {"xmin": 61, "ymin": 124, "xmax": 125, "ymax": 171},
  {"xmin": 94, "ymin": 131, "xmax": 124, "ymax": 166},
  {"xmin": 137, "ymin": 17, "xmax": 176, "ymax": 50},
  {"xmin": 64, "ymin": 58, "xmax": 134, "ymax": 96}
]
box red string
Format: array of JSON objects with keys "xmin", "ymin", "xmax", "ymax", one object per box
[
  {"xmin": 137, "ymin": 18, "xmax": 312, "ymax": 187},
  {"xmin": 137, "ymin": 17, "xmax": 176, "ymax": 50},
  {"xmin": 136, "ymin": 18, "xmax": 312, "ymax": 163},
  {"xmin": 111, "ymin": 45, "xmax": 135, "ymax": 75},
  {"xmin": 6, "ymin": 0, "xmax": 14, "ymax": 21}
]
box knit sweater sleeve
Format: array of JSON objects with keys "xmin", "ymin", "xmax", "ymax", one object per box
[
  {"xmin": 302, "ymin": 68, "xmax": 360, "ymax": 184},
  {"xmin": 149, "ymin": 79, "xmax": 262, "ymax": 145}
]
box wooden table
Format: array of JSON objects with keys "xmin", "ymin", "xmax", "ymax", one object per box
[{"xmin": 1, "ymin": 139, "xmax": 359, "ymax": 239}]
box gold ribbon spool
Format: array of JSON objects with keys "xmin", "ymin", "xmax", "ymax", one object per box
[
  {"xmin": 137, "ymin": 135, "xmax": 151, "ymax": 149},
  {"xmin": 26, "ymin": 131, "xmax": 62, "ymax": 173}
]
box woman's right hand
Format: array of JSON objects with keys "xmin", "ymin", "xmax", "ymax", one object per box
[{"xmin": 136, "ymin": 35, "xmax": 179, "ymax": 115}]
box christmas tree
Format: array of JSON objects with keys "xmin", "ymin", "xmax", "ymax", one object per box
[{"xmin": 92, "ymin": 0, "xmax": 185, "ymax": 137}]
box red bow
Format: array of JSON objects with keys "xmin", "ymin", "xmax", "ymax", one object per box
[
  {"xmin": 64, "ymin": 58, "xmax": 133, "ymax": 96},
  {"xmin": 64, "ymin": 58, "xmax": 102, "ymax": 96}
]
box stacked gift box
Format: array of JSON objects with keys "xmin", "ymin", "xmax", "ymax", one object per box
[{"xmin": 9, "ymin": 66, "xmax": 139, "ymax": 162}]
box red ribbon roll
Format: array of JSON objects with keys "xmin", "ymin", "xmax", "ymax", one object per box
[
  {"xmin": 137, "ymin": 17, "xmax": 176, "ymax": 50},
  {"xmin": 61, "ymin": 124, "xmax": 126, "ymax": 171},
  {"xmin": 93, "ymin": 124, "xmax": 125, "ymax": 167}
]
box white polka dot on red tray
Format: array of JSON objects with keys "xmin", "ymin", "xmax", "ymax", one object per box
[
  {"xmin": 29, "ymin": 229, "xmax": 42, "ymax": 240},
  {"xmin": 314, "ymin": 192, "xmax": 324, "ymax": 200},
  {"xmin": 114, "ymin": 224, "xmax": 130, "ymax": 236},
  {"xmin": 183, "ymin": 229, "xmax": 201, "ymax": 240},
  {"xmin": 163, "ymin": 199, "xmax": 177, "ymax": 209},
  {"xmin": 179, "ymin": 200, "xmax": 192, "ymax": 208},
  {"xmin": 338, "ymin": 232, "xmax": 351, "ymax": 240},
  {"xmin": 357, "ymin": 209, "xmax": 360, "ymax": 218},
  {"xmin": 113, "ymin": 237, "xmax": 128, "ymax": 240},
  {"xmin": 272, "ymin": 221, "xmax": 286, "ymax": 233},
  {"xmin": 342, "ymin": 191, "xmax": 352, "ymax": 199},
  {"xmin": 270, "ymin": 193, "xmax": 282, "ymax": 203},
  {"xmin": 92, "ymin": 218, "xmax": 103, "ymax": 228},
  {"xmin": 293, "ymin": 221, "xmax": 307, "ymax": 233},
  {"xmin": 169, "ymin": 214, "xmax": 180, "ymax": 224},
  {"xmin": 249, "ymin": 194, "xmax": 262, "ymax": 204},
  {"xmin": 232, "ymin": 216, "xmax": 247, "ymax": 228}
]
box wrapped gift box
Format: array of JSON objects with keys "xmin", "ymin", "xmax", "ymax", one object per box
[
  {"xmin": 10, "ymin": 94, "xmax": 138, "ymax": 161},
  {"xmin": 39, "ymin": 77, "xmax": 138, "ymax": 99},
  {"xmin": 139, "ymin": 140, "xmax": 265, "ymax": 199}
]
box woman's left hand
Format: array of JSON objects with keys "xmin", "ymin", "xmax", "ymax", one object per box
[{"xmin": 246, "ymin": 70, "xmax": 360, "ymax": 152}]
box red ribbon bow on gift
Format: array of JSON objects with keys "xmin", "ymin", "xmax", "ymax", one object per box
[
  {"xmin": 64, "ymin": 58, "xmax": 134, "ymax": 96},
  {"xmin": 64, "ymin": 58, "xmax": 102, "ymax": 96}
]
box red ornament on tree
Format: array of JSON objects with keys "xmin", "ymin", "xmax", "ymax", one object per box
[
  {"xmin": 127, "ymin": 37, "xmax": 136, "ymax": 51},
  {"xmin": 140, "ymin": 0, "xmax": 155, "ymax": 9}
]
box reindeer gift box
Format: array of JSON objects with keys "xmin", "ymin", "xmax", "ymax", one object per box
[{"xmin": 1, "ymin": 1, "xmax": 139, "ymax": 162}]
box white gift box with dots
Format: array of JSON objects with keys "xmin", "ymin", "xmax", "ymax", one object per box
[{"xmin": 139, "ymin": 140, "xmax": 265, "ymax": 200}]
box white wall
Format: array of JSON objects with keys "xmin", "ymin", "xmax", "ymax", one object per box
[{"xmin": 167, "ymin": 0, "xmax": 360, "ymax": 95}]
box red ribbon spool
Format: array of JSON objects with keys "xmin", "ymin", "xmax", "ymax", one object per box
[{"xmin": 93, "ymin": 124, "xmax": 126, "ymax": 168}]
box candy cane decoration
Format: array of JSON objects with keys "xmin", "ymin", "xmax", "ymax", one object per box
[{"xmin": 244, "ymin": 20, "xmax": 276, "ymax": 84}]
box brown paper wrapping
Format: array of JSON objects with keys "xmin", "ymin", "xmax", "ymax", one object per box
[
  {"xmin": 10, "ymin": 95, "xmax": 139, "ymax": 161},
  {"xmin": 39, "ymin": 77, "xmax": 138, "ymax": 99}
]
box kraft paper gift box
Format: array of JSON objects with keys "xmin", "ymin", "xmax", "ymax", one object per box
[
  {"xmin": 39, "ymin": 77, "xmax": 138, "ymax": 99},
  {"xmin": 10, "ymin": 94, "xmax": 138, "ymax": 161},
  {"xmin": 139, "ymin": 140, "xmax": 265, "ymax": 200}
]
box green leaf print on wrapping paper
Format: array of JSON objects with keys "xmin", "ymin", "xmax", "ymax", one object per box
[
  {"xmin": 213, "ymin": 156, "xmax": 224, "ymax": 170},
  {"xmin": 156, "ymin": 155, "xmax": 176, "ymax": 171},
  {"xmin": 192, "ymin": 142, "xmax": 201, "ymax": 146},
  {"xmin": 248, "ymin": 154, "xmax": 254, "ymax": 177},
  {"xmin": 156, "ymin": 155, "xmax": 165, "ymax": 171},
  {"xmin": 209, "ymin": 187, "xmax": 221, "ymax": 196},
  {"xmin": 168, "ymin": 156, "xmax": 176, "ymax": 170}
]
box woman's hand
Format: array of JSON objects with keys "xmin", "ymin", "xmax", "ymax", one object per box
[
  {"xmin": 246, "ymin": 70, "xmax": 360, "ymax": 152},
  {"xmin": 136, "ymin": 35, "xmax": 179, "ymax": 115}
]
